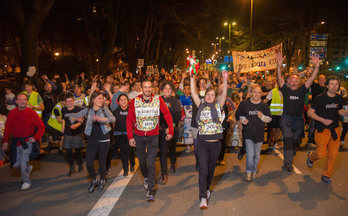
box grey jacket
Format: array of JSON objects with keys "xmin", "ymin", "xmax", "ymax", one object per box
[{"xmin": 72, "ymin": 106, "xmax": 116, "ymax": 136}]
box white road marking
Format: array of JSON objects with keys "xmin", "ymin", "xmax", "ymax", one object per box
[
  {"xmin": 273, "ymin": 148, "xmax": 302, "ymax": 174},
  {"xmin": 87, "ymin": 160, "xmax": 138, "ymax": 216}
]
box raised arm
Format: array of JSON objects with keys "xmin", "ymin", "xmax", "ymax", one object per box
[
  {"xmin": 236, "ymin": 65, "xmax": 244, "ymax": 83},
  {"xmin": 190, "ymin": 74, "xmax": 201, "ymax": 107},
  {"xmin": 305, "ymin": 54, "xmax": 320, "ymax": 89},
  {"xmin": 218, "ymin": 70, "xmax": 228, "ymax": 108},
  {"xmin": 276, "ymin": 52, "xmax": 286, "ymax": 88}
]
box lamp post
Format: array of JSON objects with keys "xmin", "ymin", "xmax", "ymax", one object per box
[{"xmin": 250, "ymin": 0, "xmax": 254, "ymax": 51}]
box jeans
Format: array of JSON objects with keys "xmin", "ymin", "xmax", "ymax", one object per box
[
  {"xmin": 197, "ymin": 139, "xmax": 221, "ymax": 199},
  {"xmin": 13, "ymin": 143, "xmax": 33, "ymax": 183},
  {"xmin": 86, "ymin": 140, "xmax": 110, "ymax": 180},
  {"xmin": 245, "ymin": 139, "xmax": 263, "ymax": 173},
  {"xmin": 134, "ymin": 134, "xmax": 158, "ymax": 193}
]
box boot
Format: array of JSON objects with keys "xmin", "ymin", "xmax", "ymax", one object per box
[
  {"xmin": 97, "ymin": 179, "xmax": 105, "ymax": 191},
  {"xmin": 68, "ymin": 165, "xmax": 75, "ymax": 176},
  {"xmin": 88, "ymin": 179, "xmax": 98, "ymax": 193}
]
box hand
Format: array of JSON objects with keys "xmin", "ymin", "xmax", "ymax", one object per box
[
  {"xmin": 257, "ymin": 111, "xmax": 264, "ymax": 119},
  {"xmin": 222, "ymin": 70, "xmax": 228, "ymax": 80},
  {"xmin": 77, "ymin": 116, "xmax": 84, "ymax": 123},
  {"xmin": 41, "ymin": 74, "xmax": 48, "ymax": 80},
  {"xmin": 27, "ymin": 137, "xmax": 36, "ymax": 144},
  {"xmin": 64, "ymin": 73, "xmax": 68, "ymax": 77},
  {"xmin": 311, "ymin": 54, "xmax": 320, "ymax": 67},
  {"xmin": 2, "ymin": 142, "xmax": 8, "ymax": 150},
  {"xmin": 54, "ymin": 74, "xmax": 60, "ymax": 79},
  {"xmin": 129, "ymin": 138, "xmax": 136, "ymax": 147},
  {"xmin": 322, "ymin": 119, "xmax": 333, "ymax": 126},
  {"xmin": 276, "ymin": 52, "xmax": 286, "ymax": 65},
  {"xmin": 104, "ymin": 83, "xmax": 111, "ymax": 92},
  {"xmin": 165, "ymin": 134, "xmax": 173, "ymax": 141},
  {"xmin": 165, "ymin": 128, "xmax": 169, "ymax": 134},
  {"xmin": 91, "ymin": 82, "xmax": 97, "ymax": 92},
  {"xmin": 241, "ymin": 119, "xmax": 249, "ymax": 125},
  {"xmin": 93, "ymin": 115, "xmax": 106, "ymax": 122},
  {"xmin": 80, "ymin": 72, "xmax": 85, "ymax": 79}
]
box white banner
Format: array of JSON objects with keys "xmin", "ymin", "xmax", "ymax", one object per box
[{"xmin": 232, "ymin": 43, "xmax": 282, "ymax": 73}]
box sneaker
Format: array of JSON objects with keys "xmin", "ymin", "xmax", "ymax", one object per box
[
  {"xmin": 146, "ymin": 191, "xmax": 154, "ymax": 202},
  {"xmin": 207, "ymin": 190, "xmax": 211, "ymax": 199},
  {"xmin": 245, "ymin": 173, "xmax": 252, "ymax": 182},
  {"xmin": 306, "ymin": 152, "xmax": 313, "ymax": 168},
  {"xmin": 287, "ymin": 165, "xmax": 294, "ymax": 172},
  {"xmin": 341, "ymin": 141, "xmax": 344, "ymax": 145},
  {"xmin": 21, "ymin": 182, "xmax": 31, "ymax": 190},
  {"xmin": 238, "ymin": 150, "xmax": 245, "ymax": 160},
  {"xmin": 143, "ymin": 178, "xmax": 149, "ymax": 190},
  {"xmin": 321, "ymin": 175, "xmax": 332, "ymax": 184},
  {"xmin": 199, "ymin": 198, "xmax": 208, "ymax": 210},
  {"xmin": 58, "ymin": 149, "xmax": 64, "ymax": 155},
  {"xmin": 252, "ymin": 172, "xmax": 257, "ymax": 179},
  {"xmin": 185, "ymin": 146, "xmax": 191, "ymax": 153}
]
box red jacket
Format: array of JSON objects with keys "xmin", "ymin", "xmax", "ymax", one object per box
[
  {"xmin": 127, "ymin": 94, "xmax": 173, "ymax": 140},
  {"xmin": 3, "ymin": 107, "xmax": 45, "ymax": 144}
]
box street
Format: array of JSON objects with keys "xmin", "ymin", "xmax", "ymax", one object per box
[{"xmin": 1, "ymin": 141, "xmax": 348, "ymax": 216}]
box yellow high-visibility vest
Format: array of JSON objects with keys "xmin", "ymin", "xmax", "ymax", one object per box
[
  {"xmin": 47, "ymin": 102, "xmax": 63, "ymax": 132},
  {"xmin": 269, "ymin": 88, "xmax": 283, "ymax": 116}
]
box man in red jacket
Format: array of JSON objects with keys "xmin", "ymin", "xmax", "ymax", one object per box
[
  {"xmin": 3, "ymin": 93, "xmax": 45, "ymax": 190},
  {"xmin": 127, "ymin": 79, "xmax": 173, "ymax": 202}
]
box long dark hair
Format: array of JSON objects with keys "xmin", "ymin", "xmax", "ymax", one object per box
[{"xmin": 88, "ymin": 91, "xmax": 103, "ymax": 109}]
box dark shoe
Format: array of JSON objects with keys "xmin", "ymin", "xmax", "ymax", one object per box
[
  {"xmin": 161, "ymin": 175, "xmax": 168, "ymax": 184},
  {"xmin": 58, "ymin": 149, "xmax": 63, "ymax": 155},
  {"xmin": 287, "ymin": 165, "xmax": 294, "ymax": 172},
  {"xmin": 123, "ymin": 171, "xmax": 128, "ymax": 176},
  {"xmin": 143, "ymin": 178, "xmax": 149, "ymax": 190},
  {"xmin": 97, "ymin": 179, "xmax": 105, "ymax": 191},
  {"xmin": 88, "ymin": 179, "xmax": 98, "ymax": 193},
  {"xmin": 238, "ymin": 151, "xmax": 245, "ymax": 160},
  {"xmin": 321, "ymin": 175, "xmax": 332, "ymax": 184},
  {"xmin": 195, "ymin": 163, "xmax": 199, "ymax": 172},
  {"xmin": 68, "ymin": 166, "xmax": 75, "ymax": 176},
  {"xmin": 170, "ymin": 165, "xmax": 176, "ymax": 174},
  {"xmin": 217, "ymin": 160, "xmax": 225, "ymax": 166},
  {"xmin": 146, "ymin": 191, "xmax": 154, "ymax": 202},
  {"xmin": 78, "ymin": 164, "xmax": 83, "ymax": 172},
  {"xmin": 130, "ymin": 165, "xmax": 135, "ymax": 173},
  {"xmin": 306, "ymin": 152, "xmax": 313, "ymax": 168}
]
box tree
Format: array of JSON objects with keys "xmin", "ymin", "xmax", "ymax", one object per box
[{"xmin": 3, "ymin": 0, "xmax": 55, "ymax": 78}]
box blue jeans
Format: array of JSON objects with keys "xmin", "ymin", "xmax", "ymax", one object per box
[{"xmin": 245, "ymin": 139, "xmax": 262, "ymax": 173}]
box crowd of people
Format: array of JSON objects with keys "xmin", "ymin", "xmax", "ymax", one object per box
[{"xmin": 1, "ymin": 53, "xmax": 348, "ymax": 209}]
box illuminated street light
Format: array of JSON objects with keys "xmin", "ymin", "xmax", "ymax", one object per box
[{"xmin": 54, "ymin": 52, "xmax": 60, "ymax": 56}]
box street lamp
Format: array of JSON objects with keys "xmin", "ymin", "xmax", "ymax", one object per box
[{"xmin": 249, "ymin": 0, "xmax": 254, "ymax": 50}]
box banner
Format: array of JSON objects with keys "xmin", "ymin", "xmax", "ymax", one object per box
[{"xmin": 232, "ymin": 43, "xmax": 282, "ymax": 73}]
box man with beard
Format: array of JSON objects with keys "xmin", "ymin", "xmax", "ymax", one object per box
[{"xmin": 126, "ymin": 79, "xmax": 173, "ymax": 202}]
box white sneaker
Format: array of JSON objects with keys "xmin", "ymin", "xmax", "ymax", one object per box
[
  {"xmin": 252, "ymin": 172, "xmax": 257, "ymax": 179},
  {"xmin": 185, "ymin": 146, "xmax": 191, "ymax": 153},
  {"xmin": 341, "ymin": 141, "xmax": 344, "ymax": 145},
  {"xmin": 200, "ymin": 198, "xmax": 207, "ymax": 210},
  {"xmin": 21, "ymin": 182, "xmax": 31, "ymax": 190},
  {"xmin": 207, "ymin": 190, "xmax": 211, "ymax": 199}
]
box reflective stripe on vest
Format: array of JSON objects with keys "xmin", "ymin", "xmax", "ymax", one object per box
[
  {"xmin": 23, "ymin": 91, "xmax": 42, "ymax": 117},
  {"xmin": 47, "ymin": 102, "xmax": 63, "ymax": 132},
  {"xmin": 269, "ymin": 88, "xmax": 283, "ymax": 116}
]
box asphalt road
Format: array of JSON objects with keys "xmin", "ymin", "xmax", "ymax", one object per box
[{"xmin": 1, "ymin": 140, "xmax": 348, "ymax": 216}]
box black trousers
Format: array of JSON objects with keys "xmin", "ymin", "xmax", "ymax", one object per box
[
  {"xmin": 86, "ymin": 140, "xmax": 110, "ymax": 180},
  {"xmin": 134, "ymin": 134, "xmax": 158, "ymax": 193},
  {"xmin": 159, "ymin": 128, "xmax": 179, "ymax": 175},
  {"xmin": 115, "ymin": 134, "xmax": 135, "ymax": 172},
  {"xmin": 197, "ymin": 139, "xmax": 221, "ymax": 199},
  {"xmin": 65, "ymin": 148, "xmax": 83, "ymax": 166},
  {"xmin": 340, "ymin": 122, "xmax": 348, "ymax": 142},
  {"xmin": 218, "ymin": 127, "xmax": 229, "ymax": 161}
]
